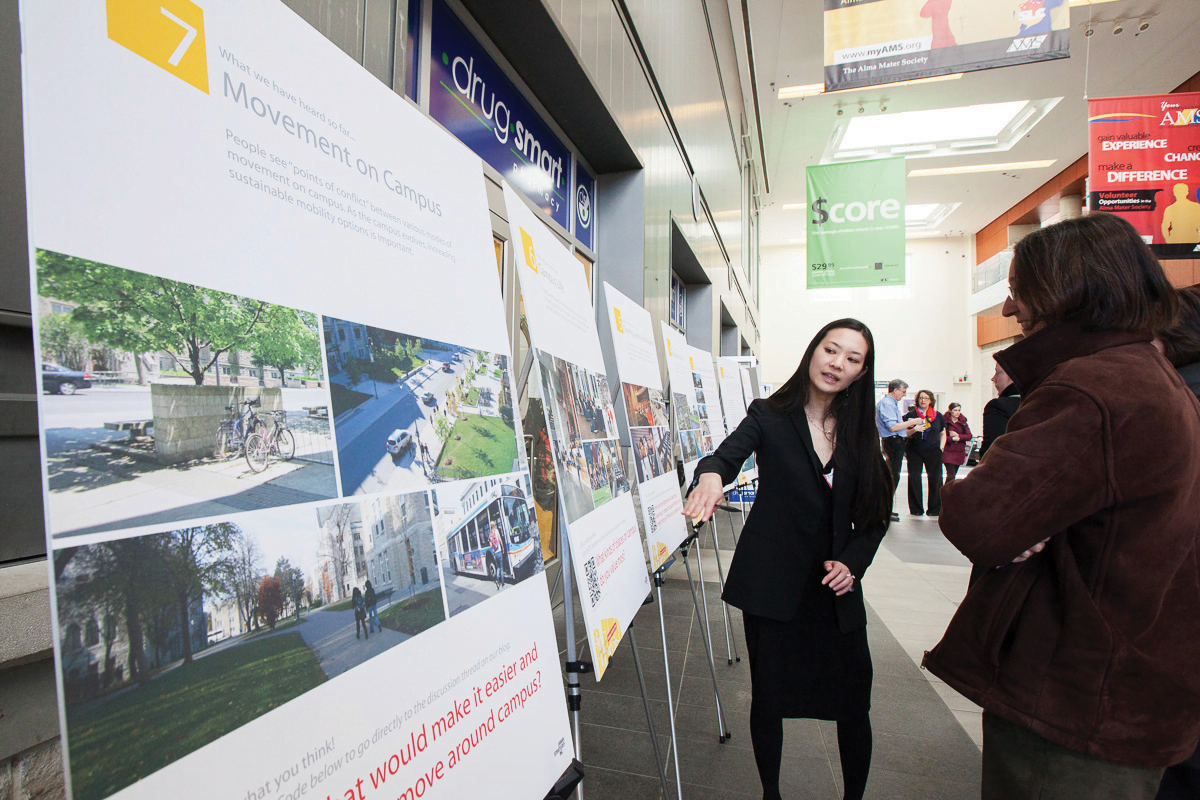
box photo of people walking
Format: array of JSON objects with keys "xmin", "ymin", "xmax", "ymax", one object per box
[{"xmin": 52, "ymin": 495, "xmax": 446, "ymax": 800}]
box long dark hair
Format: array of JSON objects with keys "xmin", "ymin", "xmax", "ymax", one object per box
[{"xmin": 765, "ymin": 318, "xmax": 893, "ymax": 532}]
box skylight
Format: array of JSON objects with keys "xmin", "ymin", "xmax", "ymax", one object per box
[
  {"xmin": 840, "ymin": 101, "xmax": 1028, "ymax": 150},
  {"xmin": 820, "ymin": 98, "xmax": 1062, "ymax": 164}
]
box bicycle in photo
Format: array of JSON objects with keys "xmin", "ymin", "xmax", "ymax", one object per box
[
  {"xmin": 214, "ymin": 399, "xmax": 264, "ymax": 461},
  {"xmin": 244, "ymin": 410, "xmax": 296, "ymax": 473}
]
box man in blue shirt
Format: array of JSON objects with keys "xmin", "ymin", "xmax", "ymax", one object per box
[{"xmin": 876, "ymin": 379, "xmax": 920, "ymax": 520}]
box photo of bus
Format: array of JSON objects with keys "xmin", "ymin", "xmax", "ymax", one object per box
[{"xmin": 445, "ymin": 480, "xmax": 542, "ymax": 585}]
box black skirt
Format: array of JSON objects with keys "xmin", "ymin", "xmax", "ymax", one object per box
[{"xmin": 743, "ymin": 567, "xmax": 873, "ymax": 721}]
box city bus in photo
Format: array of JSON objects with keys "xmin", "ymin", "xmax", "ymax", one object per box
[{"xmin": 446, "ymin": 482, "xmax": 540, "ymax": 583}]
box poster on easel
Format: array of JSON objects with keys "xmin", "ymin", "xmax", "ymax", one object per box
[
  {"xmin": 601, "ymin": 283, "xmax": 688, "ymax": 572},
  {"xmin": 715, "ymin": 357, "xmax": 748, "ymax": 434},
  {"xmin": 503, "ymin": 185, "xmax": 650, "ymax": 680},
  {"xmin": 716, "ymin": 356, "xmax": 756, "ymax": 485},
  {"xmin": 22, "ymin": 2, "xmax": 572, "ymax": 798},
  {"xmin": 659, "ymin": 323, "xmax": 703, "ymax": 488},
  {"xmin": 690, "ymin": 347, "xmax": 726, "ymax": 455}
]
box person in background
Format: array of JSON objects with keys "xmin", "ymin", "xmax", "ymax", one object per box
[
  {"xmin": 364, "ymin": 579, "xmax": 380, "ymax": 634},
  {"xmin": 874, "ymin": 379, "xmax": 922, "ymax": 521},
  {"xmin": 1156, "ymin": 286, "xmax": 1200, "ymax": 398},
  {"xmin": 352, "ymin": 586, "xmax": 368, "ymax": 640},
  {"xmin": 924, "ymin": 213, "xmax": 1200, "ymax": 800},
  {"xmin": 683, "ymin": 318, "xmax": 892, "ymax": 800},
  {"xmin": 980, "ymin": 362, "xmax": 1020, "ymax": 457},
  {"xmin": 1154, "ymin": 285, "xmax": 1200, "ymax": 800},
  {"xmin": 941, "ymin": 403, "xmax": 972, "ymax": 483},
  {"xmin": 902, "ymin": 389, "xmax": 945, "ymax": 516}
]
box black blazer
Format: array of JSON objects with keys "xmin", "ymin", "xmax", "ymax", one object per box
[{"xmin": 694, "ymin": 399, "xmax": 887, "ymax": 632}]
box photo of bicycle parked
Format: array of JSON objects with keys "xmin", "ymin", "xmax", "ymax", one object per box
[{"xmin": 34, "ymin": 248, "xmax": 337, "ymax": 538}]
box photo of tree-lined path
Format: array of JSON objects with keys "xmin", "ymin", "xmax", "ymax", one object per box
[{"xmin": 54, "ymin": 500, "xmax": 445, "ymax": 800}]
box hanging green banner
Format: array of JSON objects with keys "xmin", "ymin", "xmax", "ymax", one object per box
[{"xmin": 806, "ymin": 158, "xmax": 906, "ymax": 289}]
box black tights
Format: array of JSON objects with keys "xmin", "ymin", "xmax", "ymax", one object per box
[{"xmin": 749, "ymin": 703, "xmax": 872, "ymax": 800}]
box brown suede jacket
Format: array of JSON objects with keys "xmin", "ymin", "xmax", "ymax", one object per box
[{"xmin": 923, "ymin": 323, "xmax": 1200, "ymax": 767}]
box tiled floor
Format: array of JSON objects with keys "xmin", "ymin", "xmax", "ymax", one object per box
[{"xmin": 551, "ymin": 481, "xmax": 986, "ymax": 799}]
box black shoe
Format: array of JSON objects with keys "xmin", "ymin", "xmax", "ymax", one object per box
[{"xmin": 890, "ymin": 512, "xmax": 900, "ymax": 522}]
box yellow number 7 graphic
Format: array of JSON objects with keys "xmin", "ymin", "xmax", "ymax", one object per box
[{"xmin": 107, "ymin": 0, "xmax": 210, "ymax": 94}]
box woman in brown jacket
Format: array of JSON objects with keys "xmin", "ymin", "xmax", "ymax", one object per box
[{"xmin": 923, "ymin": 213, "xmax": 1200, "ymax": 800}]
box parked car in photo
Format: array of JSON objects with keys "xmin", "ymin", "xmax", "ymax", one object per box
[
  {"xmin": 421, "ymin": 392, "xmax": 437, "ymax": 405},
  {"xmin": 41, "ymin": 363, "xmax": 92, "ymax": 395},
  {"xmin": 386, "ymin": 429, "xmax": 413, "ymax": 456}
]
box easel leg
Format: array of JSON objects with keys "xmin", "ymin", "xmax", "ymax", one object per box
[
  {"xmin": 629, "ymin": 623, "xmax": 671, "ymax": 800},
  {"xmin": 707, "ymin": 507, "xmax": 735, "ymax": 666},
  {"xmin": 558, "ymin": 500, "xmax": 585, "ymax": 800},
  {"xmin": 718, "ymin": 508, "xmax": 740, "ymax": 664},
  {"xmin": 682, "ymin": 537, "xmax": 730, "ymax": 742},
  {"xmin": 655, "ymin": 570, "xmax": 684, "ymax": 800}
]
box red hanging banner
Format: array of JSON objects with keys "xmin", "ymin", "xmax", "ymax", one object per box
[{"xmin": 1088, "ymin": 93, "xmax": 1200, "ymax": 259}]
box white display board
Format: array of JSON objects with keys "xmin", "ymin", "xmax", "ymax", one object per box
[
  {"xmin": 659, "ymin": 323, "xmax": 703, "ymax": 488},
  {"xmin": 715, "ymin": 357, "xmax": 748, "ymax": 435},
  {"xmin": 600, "ymin": 283, "xmax": 688, "ymax": 572},
  {"xmin": 22, "ymin": 2, "xmax": 571, "ymax": 798},
  {"xmin": 503, "ymin": 185, "xmax": 650, "ymax": 680},
  {"xmin": 691, "ymin": 349, "xmax": 726, "ymax": 455}
]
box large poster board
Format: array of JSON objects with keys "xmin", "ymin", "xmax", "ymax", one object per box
[
  {"xmin": 806, "ymin": 159, "xmax": 906, "ymax": 289},
  {"xmin": 659, "ymin": 324, "xmax": 703, "ymax": 488},
  {"xmin": 503, "ymin": 185, "xmax": 650, "ymax": 680},
  {"xmin": 716, "ymin": 357, "xmax": 748, "ymax": 434},
  {"xmin": 824, "ymin": 0, "xmax": 1070, "ymax": 92},
  {"xmin": 1088, "ymin": 93, "xmax": 1200, "ymax": 259},
  {"xmin": 716, "ymin": 357, "xmax": 757, "ymax": 484},
  {"xmin": 601, "ymin": 283, "xmax": 688, "ymax": 572},
  {"xmin": 690, "ymin": 347, "xmax": 726, "ymax": 456},
  {"xmin": 22, "ymin": 2, "xmax": 571, "ymax": 798}
]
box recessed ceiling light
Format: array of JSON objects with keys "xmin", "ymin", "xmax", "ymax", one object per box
[
  {"xmin": 908, "ymin": 160, "xmax": 1057, "ymax": 177},
  {"xmin": 950, "ymin": 138, "xmax": 1001, "ymax": 149},
  {"xmin": 891, "ymin": 144, "xmax": 938, "ymax": 154},
  {"xmin": 777, "ymin": 72, "xmax": 963, "ymax": 100},
  {"xmin": 778, "ymin": 83, "xmax": 824, "ymax": 100},
  {"xmin": 833, "ymin": 149, "xmax": 878, "ymax": 159}
]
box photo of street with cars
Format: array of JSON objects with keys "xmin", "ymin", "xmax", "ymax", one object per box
[
  {"xmin": 535, "ymin": 351, "xmax": 630, "ymax": 524},
  {"xmin": 35, "ymin": 249, "xmax": 336, "ymax": 537},
  {"xmin": 323, "ymin": 317, "xmax": 521, "ymax": 496},
  {"xmin": 52, "ymin": 497, "xmax": 444, "ymax": 800},
  {"xmin": 433, "ymin": 474, "xmax": 545, "ymax": 618}
]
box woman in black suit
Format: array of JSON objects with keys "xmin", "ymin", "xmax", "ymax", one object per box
[{"xmin": 683, "ymin": 318, "xmax": 893, "ymax": 800}]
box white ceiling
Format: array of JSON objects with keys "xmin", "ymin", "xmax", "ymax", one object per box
[{"xmin": 749, "ymin": 0, "xmax": 1200, "ymax": 247}]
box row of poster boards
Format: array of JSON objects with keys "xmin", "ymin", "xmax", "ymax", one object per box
[{"xmin": 21, "ymin": 3, "xmax": 761, "ymax": 800}]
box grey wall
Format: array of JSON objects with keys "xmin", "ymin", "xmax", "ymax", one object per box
[{"xmin": 542, "ymin": 0, "xmax": 760, "ymax": 371}]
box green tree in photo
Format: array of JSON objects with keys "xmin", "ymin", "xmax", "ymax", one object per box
[
  {"xmin": 56, "ymin": 537, "xmax": 172, "ymax": 688},
  {"xmin": 39, "ymin": 313, "xmax": 92, "ymax": 370},
  {"xmin": 434, "ymin": 414, "xmax": 452, "ymax": 443},
  {"xmin": 250, "ymin": 310, "xmax": 323, "ymax": 385},
  {"xmin": 36, "ymin": 250, "xmax": 316, "ymax": 385},
  {"xmin": 162, "ymin": 524, "xmax": 239, "ymax": 664},
  {"xmin": 274, "ymin": 557, "xmax": 306, "ymax": 620}
]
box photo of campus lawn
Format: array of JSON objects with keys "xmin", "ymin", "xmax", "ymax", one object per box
[
  {"xmin": 323, "ymin": 316, "xmax": 522, "ymax": 494},
  {"xmin": 65, "ymin": 633, "xmax": 325, "ymax": 800},
  {"xmin": 55, "ymin": 499, "xmax": 445, "ymax": 799},
  {"xmin": 436, "ymin": 413, "xmax": 518, "ymax": 476}
]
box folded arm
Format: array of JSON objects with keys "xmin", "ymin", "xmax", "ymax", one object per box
[{"xmin": 940, "ymin": 384, "xmax": 1110, "ymax": 567}]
